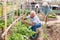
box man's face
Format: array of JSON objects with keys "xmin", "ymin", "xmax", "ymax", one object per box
[{"xmin": 30, "ymin": 12, "xmax": 35, "ymax": 18}]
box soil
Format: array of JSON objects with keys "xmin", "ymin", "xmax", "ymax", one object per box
[
  {"xmin": 36, "ymin": 14, "xmax": 60, "ymax": 40},
  {"xmin": 36, "ymin": 22, "xmax": 60, "ymax": 40},
  {"xmin": 47, "ymin": 23, "xmax": 60, "ymax": 40},
  {"xmin": 0, "ymin": 29, "xmax": 4, "ymax": 40}
]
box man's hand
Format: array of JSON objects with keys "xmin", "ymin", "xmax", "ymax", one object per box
[
  {"xmin": 23, "ymin": 20, "xmax": 27, "ymax": 23},
  {"xmin": 22, "ymin": 20, "xmax": 35, "ymax": 26},
  {"xmin": 22, "ymin": 17, "xmax": 27, "ymax": 20}
]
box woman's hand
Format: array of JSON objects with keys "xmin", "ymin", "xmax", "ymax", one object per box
[{"xmin": 44, "ymin": 16, "xmax": 48, "ymax": 22}]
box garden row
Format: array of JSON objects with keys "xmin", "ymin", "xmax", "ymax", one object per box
[{"xmin": 0, "ymin": 8, "xmax": 57, "ymax": 40}]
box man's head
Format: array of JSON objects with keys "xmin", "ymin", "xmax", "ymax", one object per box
[{"xmin": 30, "ymin": 11, "xmax": 36, "ymax": 18}]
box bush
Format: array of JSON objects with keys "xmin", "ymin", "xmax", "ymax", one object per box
[
  {"xmin": 48, "ymin": 11, "xmax": 56, "ymax": 18},
  {"xmin": 8, "ymin": 22, "xmax": 36, "ymax": 40},
  {"xmin": 14, "ymin": 9, "xmax": 31, "ymax": 16}
]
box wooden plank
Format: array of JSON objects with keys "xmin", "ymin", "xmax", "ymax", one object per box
[{"xmin": 16, "ymin": 0, "xmax": 19, "ymax": 16}]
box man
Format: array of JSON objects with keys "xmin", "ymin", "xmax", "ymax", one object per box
[{"xmin": 23, "ymin": 11, "xmax": 41, "ymax": 39}]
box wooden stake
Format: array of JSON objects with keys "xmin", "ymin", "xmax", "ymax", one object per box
[
  {"xmin": 12, "ymin": 1, "xmax": 14, "ymax": 21},
  {"xmin": 3, "ymin": 0, "xmax": 7, "ymax": 40},
  {"xmin": 16, "ymin": 0, "xmax": 19, "ymax": 16}
]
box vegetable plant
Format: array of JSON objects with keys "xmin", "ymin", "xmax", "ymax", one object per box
[
  {"xmin": 48, "ymin": 11, "xmax": 56, "ymax": 18},
  {"xmin": 8, "ymin": 21, "xmax": 36, "ymax": 40}
]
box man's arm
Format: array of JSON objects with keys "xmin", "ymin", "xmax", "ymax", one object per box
[
  {"xmin": 23, "ymin": 17, "xmax": 27, "ymax": 20},
  {"xmin": 23, "ymin": 15, "xmax": 30, "ymax": 20},
  {"xmin": 23, "ymin": 20, "xmax": 35, "ymax": 26},
  {"xmin": 27, "ymin": 22, "xmax": 35, "ymax": 26},
  {"xmin": 23, "ymin": 15, "xmax": 36, "ymax": 26}
]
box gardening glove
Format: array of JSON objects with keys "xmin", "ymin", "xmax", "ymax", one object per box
[{"xmin": 28, "ymin": 26, "xmax": 32, "ymax": 32}]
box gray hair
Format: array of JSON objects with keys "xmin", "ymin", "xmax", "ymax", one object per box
[
  {"xmin": 42, "ymin": 2, "xmax": 49, "ymax": 6},
  {"xmin": 30, "ymin": 11, "xmax": 36, "ymax": 15}
]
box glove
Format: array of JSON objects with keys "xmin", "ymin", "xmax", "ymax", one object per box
[{"xmin": 28, "ymin": 26, "xmax": 32, "ymax": 32}]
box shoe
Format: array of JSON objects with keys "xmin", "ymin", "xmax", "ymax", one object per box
[{"xmin": 32, "ymin": 34, "xmax": 37, "ymax": 39}]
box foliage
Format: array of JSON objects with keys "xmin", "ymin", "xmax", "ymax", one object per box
[
  {"xmin": 48, "ymin": 11, "xmax": 56, "ymax": 18},
  {"xmin": 0, "ymin": 19, "xmax": 5, "ymax": 28},
  {"xmin": 43, "ymin": 34, "xmax": 48, "ymax": 39},
  {"xmin": 8, "ymin": 22, "xmax": 36, "ymax": 40},
  {"xmin": 7, "ymin": 2, "xmax": 12, "ymax": 5},
  {"xmin": 7, "ymin": 18, "xmax": 12, "ymax": 26},
  {"xmin": 0, "ymin": 5, "xmax": 2, "ymax": 16},
  {"xmin": 0, "ymin": 18, "xmax": 12, "ymax": 29},
  {"xmin": 8, "ymin": 33, "xmax": 24, "ymax": 40},
  {"xmin": 14, "ymin": 9, "xmax": 31, "ymax": 16}
]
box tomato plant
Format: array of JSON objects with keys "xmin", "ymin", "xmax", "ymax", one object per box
[
  {"xmin": 0, "ymin": 18, "xmax": 12, "ymax": 29},
  {"xmin": 8, "ymin": 22, "xmax": 36, "ymax": 40}
]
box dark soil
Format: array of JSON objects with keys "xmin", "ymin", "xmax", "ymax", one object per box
[{"xmin": 37, "ymin": 23, "xmax": 60, "ymax": 40}]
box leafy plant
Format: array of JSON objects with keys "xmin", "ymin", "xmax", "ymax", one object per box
[
  {"xmin": 42, "ymin": 33, "xmax": 48, "ymax": 40},
  {"xmin": 0, "ymin": 18, "xmax": 12, "ymax": 29},
  {"xmin": 8, "ymin": 33, "xmax": 24, "ymax": 40},
  {"xmin": 0, "ymin": 5, "xmax": 2, "ymax": 16},
  {"xmin": 7, "ymin": 2, "xmax": 12, "ymax": 5},
  {"xmin": 14, "ymin": 9, "xmax": 31, "ymax": 16},
  {"xmin": 8, "ymin": 22, "xmax": 36, "ymax": 40},
  {"xmin": 0, "ymin": 19, "xmax": 5, "ymax": 28},
  {"xmin": 14, "ymin": 9, "xmax": 21, "ymax": 16},
  {"xmin": 48, "ymin": 11, "xmax": 56, "ymax": 18},
  {"xmin": 7, "ymin": 18, "xmax": 12, "ymax": 26}
]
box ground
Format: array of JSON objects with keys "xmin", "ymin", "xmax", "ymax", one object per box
[{"xmin": 35, "ymin": 14, "xmax": 60, "ymax": 40}]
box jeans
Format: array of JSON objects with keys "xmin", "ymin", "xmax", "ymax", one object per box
[
  {"xmin": 30, "ymin": 23, "xmax": 41, "ymax": 39},
  {"xmin": 31, "ymin": 23, "xmax": 41, "ymax": 32}
]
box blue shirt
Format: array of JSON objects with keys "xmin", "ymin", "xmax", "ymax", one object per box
[
  {"xmin": 40, "ymin": 6, "xmax": 51, "ymax": 16},
  {"xmin": 27, "ymin": 15, "xmax": 40, "ymax": 24}
]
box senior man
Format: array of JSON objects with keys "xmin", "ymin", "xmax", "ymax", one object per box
[{"xmin": 23, "ymin": 11, "xmax": 41, "ymax": 39}]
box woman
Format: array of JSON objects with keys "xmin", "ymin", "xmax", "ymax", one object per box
[{"xmin": 41, "ymin": 2, "xmax": 51, "ymax": 22}]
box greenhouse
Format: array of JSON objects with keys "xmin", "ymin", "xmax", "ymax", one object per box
[{"xmin": 0, "ymin": 0, "xmax": 60, "ymax": 40}]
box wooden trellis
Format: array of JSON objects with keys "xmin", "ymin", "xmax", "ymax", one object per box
[
  {"xmin": 2, "ymin": 0, "xmax": 7, "ymax": 40},
  {"xmin": 1, "ymin": 0, "xmax": 21, "ymax": 40}
]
